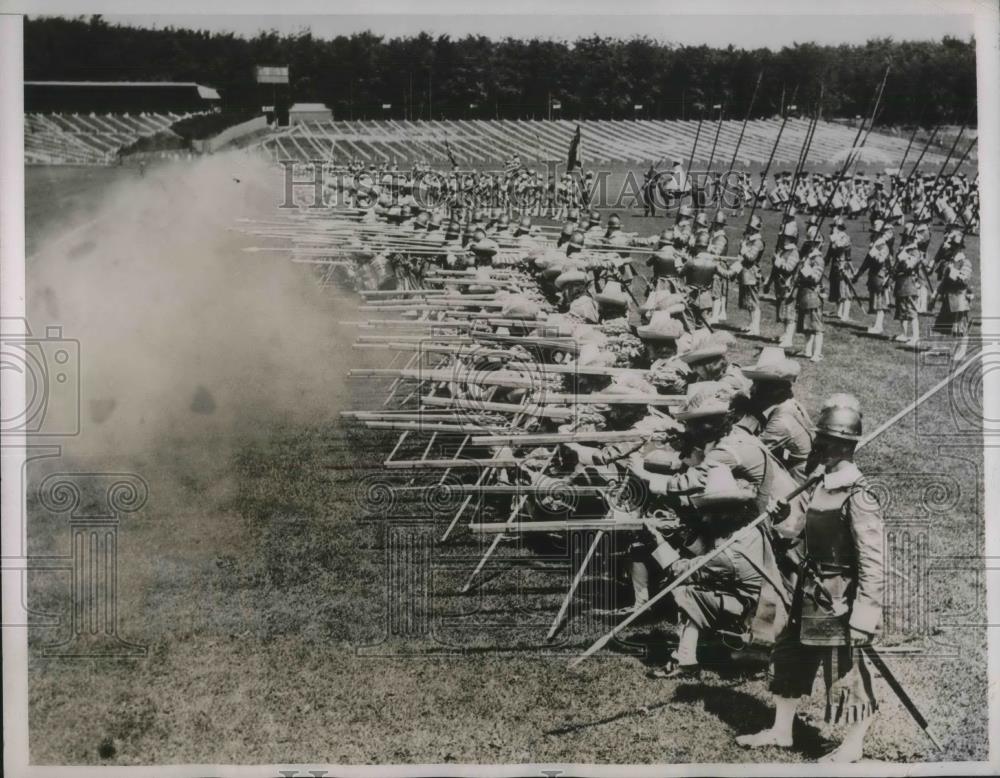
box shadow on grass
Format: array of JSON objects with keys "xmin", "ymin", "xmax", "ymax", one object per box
[{"xmin": 673, "ymin": 683, "xmax": 834, "ymax": 759}]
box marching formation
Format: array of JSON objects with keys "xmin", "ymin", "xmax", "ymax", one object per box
[{"xmin": 237, "ymin": 148, "xmax": 974, "ymax": 761}]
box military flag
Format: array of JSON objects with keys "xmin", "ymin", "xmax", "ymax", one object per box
[
  {"xmin": 445, "ymin": 137, "xmax": 459, "ymax": 170},
  {"xmin": 567, "ymin": 125, "xmax": 582, "ymax": 172}
]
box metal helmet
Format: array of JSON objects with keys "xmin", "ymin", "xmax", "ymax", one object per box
[
  {"xmin": 415, "ymin": 210, "xmax": 431, "ymax": 226},
  {"xmin": 567, "ymin": 207, "xmax": 580, "ymax": 223},
  {"xmin": 815, "ymin": 393, "xmax": 863, "ymax": 441},
  {"xmin": 746, "ymin": 215, "xmax": 763, "ymax": 233},
  {"xmin": 606, "ymin": 213, "xmax": 622, "ymax": 230},
  {"xmin": 472, "ymin": 228, "xmax": 487, "ymax": 242},
  {"xmin": 519, "ymin": 215, "xmax": 533, "ymax": 230},
  {"xmin": 658, "ymin": 228, "xmax": 673, "ymax": 245},
  {"xmin": 713, "ymin": 210, "xmax": 727, "ymax": 227},
  {"xmin": 568, "ymin": 231, "xmax": 586, "ymax": 250},
  {"xmin": 497, "ymin": 214, "xmax": 511, "ymax": 228},
  {"xmin": 588, "ymin": 210, "xmax": 601, "ymax": 226},
  {"xmin": 694, "ymin": 212, "xmax": 709, "ymax": 229}
]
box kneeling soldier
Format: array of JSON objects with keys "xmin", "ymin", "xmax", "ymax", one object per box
[{"xmin": 647, "ymin": 467, "xmax": 766, "ymax": 679}]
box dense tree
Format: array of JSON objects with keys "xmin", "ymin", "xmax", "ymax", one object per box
[{"xmin": 24, "ymin": 16, "xmax": 976, "ymax": 125}]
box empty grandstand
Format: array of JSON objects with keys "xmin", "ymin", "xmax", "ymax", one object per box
[
  {"xmin": 24, "ymin": 111, "xmax": 202, "ymax": 165},
  {"xmin": 256, "ymin": 118, "xmax": 960, "ymax": 170}
]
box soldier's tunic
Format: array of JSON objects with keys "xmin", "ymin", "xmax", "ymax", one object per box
[
  {"xmin": 770, "ymin": 247, "xmax": 799, "ymax": 323},
  {"xmin": 794, "ymin": 253, "xmax": 825, "ymax": 334},
  {"xmin": 567, "ymin": 293, "xmax": 601, "ymax": 325},
  {"xmin": 683, "ymin": 251, "xmax": 718, "ymax": 319},
  {"xmin": 737, "ymin": 233, "xmax": 765, "ymax": 310},
  {"xmin": 770, "ymin": 463, "xmax": 884, "ymax": 724},
  {"xmin": 671, "ymin": 527, "xmax": 765, "ymax": 638},
  {"xmin": 933, "ymin": 251, "xmax": 973, "ymax": 336},
  {"xmin": 827, "ymin": 230, "xmax": 854, "ymax": 304},
  {"xmin": 710, "ymin": 228, "xmax": 729, "ymax": 298},
  {"xmin": 655, "ymin": 425, "xmax": 801, "ymax": 518},
  {"xmin": 672, "ymin": 220, "xmax": 693, "ymax": 251},
  {"xmin": 648, "ymin": 245, "xmax": 684, "ymax": 293},
  {"xmin": 758, "ymin": 398, "xmax": 813, "ymax": 483},
  {"xmin": 893, "ymin": 244, "xmax": 922, "ymax": 321},
  {"xmin": 854, "ymin": 241, "xmax": 892, "ymax": 313}
]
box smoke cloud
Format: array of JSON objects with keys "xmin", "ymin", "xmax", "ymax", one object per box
[{"xmin": 26, "ymin": 153, "xmax": 353, "ymax": 474}]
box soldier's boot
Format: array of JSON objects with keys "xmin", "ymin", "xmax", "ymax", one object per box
[
  {"xmin": 736, "ymin": 695, "xmax": 797, "ymax": 749},
  {"xmin": 894, "ymin": 320, "xmax": 911, "ymax": 342},
  {"xmin": 818, "ymin": 715, "xmax": 874, "ymax": 763},
  {"xmin": 778, "ymin": 321, "xmax": 796, "ymax": 349},
  {"xmin": 867, "ymin": 311, "xmax": 885, "ymax": 335},
  {"xmin": 810, "ymin": 333, "xmax": 824, "ymax": 363}
]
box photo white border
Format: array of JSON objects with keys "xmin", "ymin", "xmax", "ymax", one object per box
[{"xmin": 2, "ymin": 1, "xmax": 998, "ymax": 775}]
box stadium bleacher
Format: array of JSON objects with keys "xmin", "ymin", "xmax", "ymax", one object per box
[
  {"xmin": 24, "ymin": 112, "xmax": 197, "ymax": 165},
  {"xmin": 258, "ymin": 118, "xmax": 958, "ymax": 171}
]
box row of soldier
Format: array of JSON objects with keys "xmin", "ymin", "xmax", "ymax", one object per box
[
  {"xmin": 334, "ymin": 191, "xmax": 973, "ymax": 364},
  {"xmin": 316, "ymin": 194, "xmax": 924, "ymax": 763}
]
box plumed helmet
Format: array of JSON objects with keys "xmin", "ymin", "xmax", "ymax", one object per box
[{"xmin": 815, "ymin": 393, "xmax": 863, "ymax": 441}]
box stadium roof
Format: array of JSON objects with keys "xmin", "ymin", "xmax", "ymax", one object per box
[
  {"xmin": 289, "ymin": 103, "xmax": 329, "ymax": 112},
  {"xmin": 25, "ymin": 81, "xmax": 220, "ymax": 99}
]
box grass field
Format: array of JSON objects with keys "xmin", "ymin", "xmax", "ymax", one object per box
[{"xmin": 24, "ymin": 157, "xmax": 987, "ymax": 766}]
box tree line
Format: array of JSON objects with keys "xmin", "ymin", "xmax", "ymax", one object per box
[{"xmin": 25, "ymin": 15, "xmax": 976, "ymax": 125}]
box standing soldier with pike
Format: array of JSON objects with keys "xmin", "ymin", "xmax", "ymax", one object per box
[{"xmin": 738, "ymin": 393, "xmax": 884, "ymax": 764}]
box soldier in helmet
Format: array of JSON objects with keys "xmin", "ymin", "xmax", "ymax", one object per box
[
  {"xmin": 788, "ymin": 241, "xmax": 826, "ymax": 362},
  {"xmin": 739, "ymin": 394, "xmax": 884, "ymax": 763},
  {"xmin": 826, "ymin": 216, "xmax": 855, "ymax": 322},
  {"xmin": 682, "ymin": 230, "xmax": 718, "ymax": 327},
  {"xmin": 673, "ymin": 203, "xmax": 695, "ymax": 251},
  {"xmin": 892, "ymin": 225, "xmax": 923, "ymax": 347},
  {"xmin": 708, "ymin": 211, "xmax": 730, "ymax": 323},
  {"xmin": 767, "ymin": 222, "xmax": 800, "ymax": 346},
  {"xmin": 733, "ymin": 215, "xmax": 765, "ymax": 336},
  {"xmin": 584, "ymin": 210, "xmax": 604, "ymax": 241},
  {"xmin": 852, "ymin": 223, "xmax": 893, "ymax": 336},
  {"xmin": 932, "ymin": 231, "xmax": 973, "ymax": 362}
]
